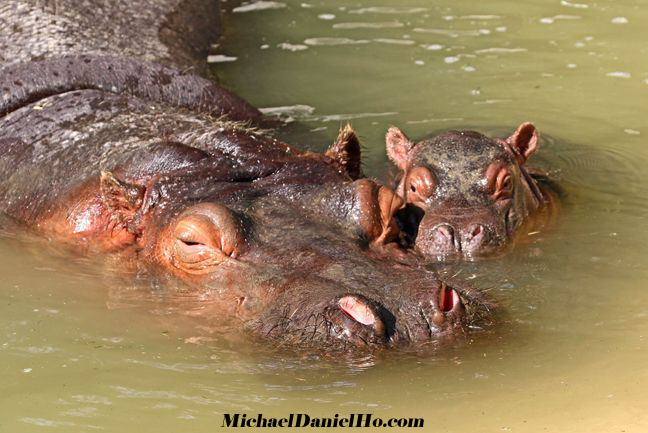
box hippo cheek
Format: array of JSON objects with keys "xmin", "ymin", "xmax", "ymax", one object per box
[{"xmin": 503, "ymin": 203, "xmax": 527, "ymax": 238}]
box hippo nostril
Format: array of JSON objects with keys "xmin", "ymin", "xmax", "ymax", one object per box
[
  {"xmin": 335, "ymin": 295, "xmax": 388, "ymax": 343},
  {"xmin": 465, "ymin": 224, "xmax": 488, "ymax": 245},
  {"xmin": 433, "ymin": 224, "xmax": 455, "ymax": 244},
  {"xmin": 439, "ymin": 285, "xmax": 461, "ymax": 312},
  {"xmin": 338, "ymin": 295, "xmax": 376, "ymax": 326}
]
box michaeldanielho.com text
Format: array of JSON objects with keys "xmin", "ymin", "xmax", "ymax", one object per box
[{"xmin": 222, "ymin": 414, "xmax": 424, "ymax": 428}]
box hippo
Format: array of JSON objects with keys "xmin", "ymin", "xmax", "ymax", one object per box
[
  {"xmin": 386, "ymin": 123, "xmax": 558, "ymax": 260},
  {"xmin": 0, "ymin": 1, "xmax": 494, "ymax": 350}
]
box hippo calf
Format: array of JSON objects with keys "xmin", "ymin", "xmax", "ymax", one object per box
[
  {"xmin": 0, "ymin": 1, "xmax": 494, "ymax": 351},
  {"xmin": 386, "ymin": 123, "xmax": 558, "ymax": 260}
]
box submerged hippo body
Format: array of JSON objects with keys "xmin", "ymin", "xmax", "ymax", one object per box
[
  {"xmin": 0, "ymin": 1, "xmax": 494, "ymax": 350},
  {"xmin": 387, "ymin": 123, "xmax": 558, "ymax": 260},
  {"xmin": 0, "ymin": 85, "xmax": 492, "ymax": 349}
]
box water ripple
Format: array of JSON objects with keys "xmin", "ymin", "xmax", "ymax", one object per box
[
  {"xmin": 475, "ymin": 47, "xmax": 528, "ymax": 54},
  {"xmin": 306, "ymin": 112, "xmax": 398, "ymax": 122},
  {"xmin": 232, "ymin": 1, "xmax": 286, "ymax": 13},
  {"xmin": 277, "ymin": 42, "xmax": 308, "ymax": 52},
  {"xmin": 304, "ymin": 37, "xmax": 370, "ymax": 46},
  {"xmin": 373, "ymin": 38, "xmax": 415, "ymax": 45},
  {"xmin": 561, "ymin": 0, "xmax": 589, "ymax": 8},
  {"xmin": 405, "ymin": 117, "xmax": 465, "ymax": 125},
  {"xmin": 21, "ymin": 418, "xmax": 77, "ymax": 428},
  {"xmin": 349, "ymin": 6, "xmax": 428, "ymax": 15},
  {"xmin": 445, "ymin": 15, "xmax": 502, "ymax": 21},
  {"xmin": 413, "ymin": 28, "xmax": 489, "ymax": 38},
  {"xmin": 259, "ymin": 104, "xmax": 315, "ymax": 123},
  {"xmin": 539, "ymin": 14, "xmax": 581, "ymax": 24},
  {"xmin": 606, "ymin": 71, "xmax": 631, "ymax": 78},
  {"xmin": 111, "ymin": 386, "xmax": 222, "ymax": 405},
  {"xmin": 332, "ymin": 21, "xmax": 405, "ymax": 29}
]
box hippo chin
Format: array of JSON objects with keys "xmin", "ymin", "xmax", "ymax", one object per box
[{"xmin": 386, "ymin": 123, "xmax": 558, "ymax": 261}]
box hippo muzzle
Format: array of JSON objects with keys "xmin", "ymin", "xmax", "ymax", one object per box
[{"xmin": 411, "ymin": 206, "xmax": 511, "ymax": 259}]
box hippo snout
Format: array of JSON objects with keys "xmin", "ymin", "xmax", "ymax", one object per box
[
  {"xmin": 462, "ymin": 223, "xmax": 490, "ymax": 252},
  {"xmin": 425, "ymin": 222, "xmax": 491, "ymax": 257},
  {"xmin": 429, "ymin": 223, "xmax": 456, "ymax": 254},
  {"xmin": 326, "ymin": 285, "xmax": 465, "ymax": 348}
]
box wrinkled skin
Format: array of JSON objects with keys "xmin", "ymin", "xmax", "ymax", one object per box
[
  {"xmin": 0, "ymin": 81, "xmax": 494, "ymax": 350},
  {"xmin": 386, "ymin": 123, "xmax": 558, "ymax": 260},
  {"xmin": 0, "ymin": 0, "xmax": 222, "ymax": 74},
  {"xmin": 0, "ymin": 0, "xmax": 495, "ymax": 351}
]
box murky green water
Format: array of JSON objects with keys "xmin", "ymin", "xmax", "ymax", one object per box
[{"xmin": 2, "ymin": 0, "xmax": 648, "ymax": 431}]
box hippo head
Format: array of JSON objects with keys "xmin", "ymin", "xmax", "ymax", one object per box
[
  {"xmin": 85, "ymin": 128, "xmax": 492, "ymax": 352},
  {"xmin": 0, "ymin": 59, "xmax": 495, "ymax": 353},
  {"xmin": 386, "ymin": 123, "xmax": 543, "ymax": 260}
]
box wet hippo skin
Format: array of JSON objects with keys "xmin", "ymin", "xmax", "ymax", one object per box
[
  {"xmin": 0, "ymin": 1, "xmax": 495, "ymax": 350},
  {"xmin": 387, "ymin": 123, "xmax": 559, "ymax": 261}
]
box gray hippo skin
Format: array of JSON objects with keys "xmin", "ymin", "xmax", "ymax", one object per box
[
  {"xmin": 0, "ymin": 1, "xmax": 494, "ymax": 351},
  {"xmin": 0, "ymin": 0, "xmax": 220, "ymax": 72},
  {"xmin": 0, "ymin": 0, "xmax": 260, "ymax": 120}
]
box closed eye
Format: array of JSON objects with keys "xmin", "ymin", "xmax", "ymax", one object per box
[{"xmin": 179, "ymin": 239, "xmax": 204, "ymax": 247}]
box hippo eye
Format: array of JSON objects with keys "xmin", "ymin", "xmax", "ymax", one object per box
[
  {"xmin": 502, "ymin": 176, "xmax": 511, "ymax": 191},
  {"xmin": 173, "ymin": 216, "xmax": 222, "ymax": 266},
  {"xmin": 493, "ymin": 170, "xmax": 513, "ymax": 200},
  {"xmin": 169, "ymin": 204, "xmax": 245, "ymax": 274},
  {"xmin": 406, "ymin": 167, "xmax": 436, "ymax": 204}
]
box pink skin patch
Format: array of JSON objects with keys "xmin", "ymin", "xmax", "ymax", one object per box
[
  {"xmin": 439, "ymin": 287, "xmax": 460, "ymax": 312},
  {"xmin": 338, "ymin": 296, "xmax": 376, "ymax": 326}
]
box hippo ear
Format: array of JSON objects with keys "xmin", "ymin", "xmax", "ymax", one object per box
[
  {"xmin": 506, "ymin": 122, "xmax": 539, "ymax": 164},
  {"xmin": 386, "ymin": 127, "xmax": 415, "ymax": 171},
  {"xmin": 325, "ymin": 123, "xmax": 363, "ymax": 180},
  {"xmin": 100, "ymin": 170, "xmax": 146, "ymax": 229}
]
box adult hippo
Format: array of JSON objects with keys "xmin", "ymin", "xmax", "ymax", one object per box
[
  {"xmin": 0, "ymin": 1, "xmax": 493, "ymax": 350},
  {"xmin": 386, "ymin": 124, "xmax": 559, "ymax": 260}
]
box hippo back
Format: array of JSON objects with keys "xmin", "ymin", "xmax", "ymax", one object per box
[
  {"xmin": 0, "ymin": 0, "xmax": 220, "ymax": 73},
  {"xmin": 0, "ymin": 1, "xmax": 260, "ymax": 124}
]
